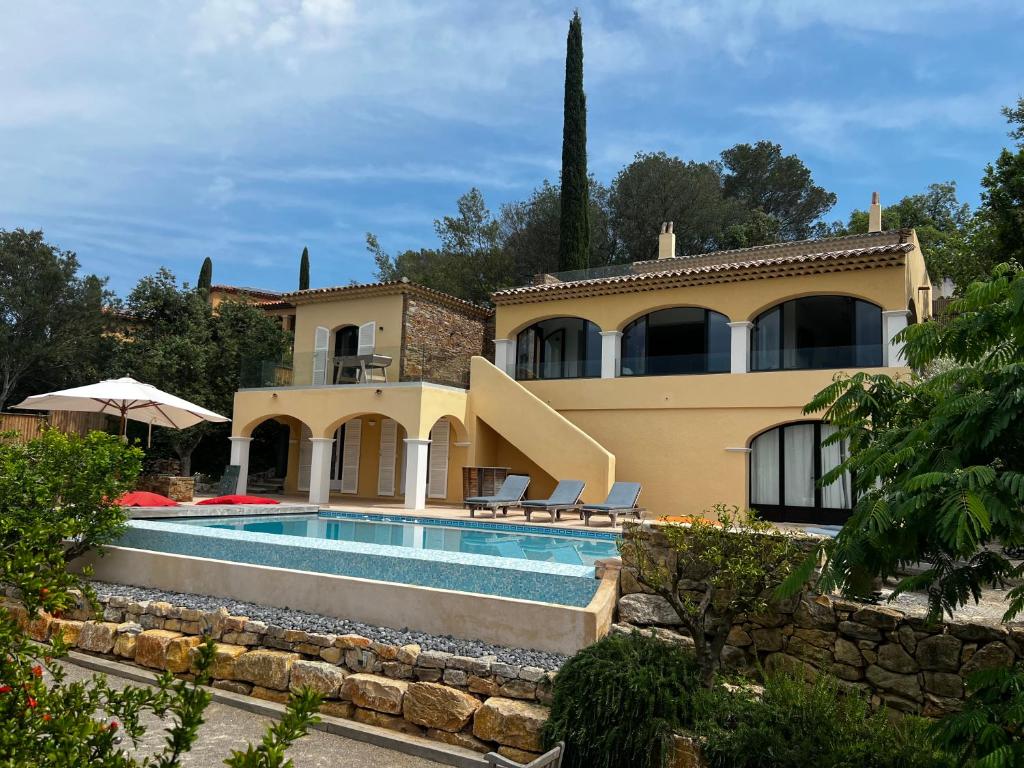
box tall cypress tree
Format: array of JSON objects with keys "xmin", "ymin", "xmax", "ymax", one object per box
[
  {"xmin": 299, "ymin": 246, "xmax": 310, "ymax": 290},
  {"xmin": 197, "ymin": 257, "xmax": 213, "ymax": 295},
  {"xmin": 558, "ymin": 10, "xmax": 590, "ymax": 272}
]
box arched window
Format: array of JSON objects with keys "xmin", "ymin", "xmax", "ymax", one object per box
[
  {"xmin": 751, "ymin": 296, "xmax": 882, "ymax": 371},
  {"xmin": 621, "ymin": 308, "xmax": 730, "ymax": 376},
  {"xmin": 332, "ymin": 326, "xmax": 359, "ymax": 383},
  {"xmin": 749, "ymin": 421, "xmax": 853, "ymax": 524},
  {"xmin": 515, "ymin": 318, "xmax": 601, "ymax": 380}
]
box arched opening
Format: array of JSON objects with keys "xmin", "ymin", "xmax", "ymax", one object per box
[
  {"xmin": 515, "ymin": 317, "xmax": 601, "ymax": 380},
  {"xmin": 331, "ymin": 325, "xmax": 360, "ymax": 383},
  {"xmin": 248, "ymin": 420, "xmax": 290, "ymax": 492},
  {"xmin": 621, "ymin": 307, "xmax": 730, "ymax": 376},
  {"xmin": 748, "ymin": 421, "xmax": 853, "ymax": 524},
  {"xmin": 300, "ymin": 413, "xmax": 409, "ymax": 498},
  {"xmin": 751, "ymin": 296, "xmax": 883, "ymax": 371}
]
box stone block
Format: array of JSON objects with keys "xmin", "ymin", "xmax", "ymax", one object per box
[
  {"xmin": 490, "ymin": 662, "xmax": 519, "ymax": 679},
  {"xmin": 415, "ymin": 667, "xmax": 443, "ymax": 682},
  {"xmin": 830, "ymin": 663, "xmax": 864, "ymax": 682},
  {"xmin": 203, "ymin": 643, "xmax": 248, "ymax": 680},
  {"xmin": 897, "ymin": 625, "xmax": 918, "ymax": 654},
  {"xmin": 352, "ymin": 707, "xmax": 424, "ymax": 736},
  {"xmin": 764, "ymin": 653, "xmax": 818, "ymax": 682},
  {"xmin": 290, "ymin": 660, "xmax": 348, "ymax": 698},
  {"xmin": 76, "ymin": 621, "xmax": 119, "ymax": 654},
  {"xmin": 851, "ymin": 606, "xmax": 903, "ymax": 630},
  {"xmin": 50, "ymin": 619, "xmax": 84, "ymax": 646},
  {"xmin": 448, "ymin": 655, "xmax": 490, "ymax": 675},
  {"xmin": 163, "ymin": 619, "xmax": 182, "ymax": 632},
  {"xmin": 469, "ymin": 675, "xmax": 499, "ymax": 697},
  {"xmin": 518, "ymin": 666, "xmax": 546, "ymax": 683},
  {"xmin": 418, "ymin": 650, "xmax": 453, "ymax": 669},
  {"xmin": 750, "ymin": 627, "xmax": 784, "ymax": 652},
  {"xmin": 498, "ymin": 747, "xmax": 543, "ymax": 763},
  {"xmin": 922, "ymin": 693, "xmax": 963, "ymax": 717},
  {"xmin": 793, "ymin": 596, "xmax": 836, "ymax": 629},
  {"xmin": 135, "ymin": 629, "xmax": 184, "ymax": 669},
  {"xmin": 166, "ymin": 636, "xmax": 203, "ymax": 673},
  {"xmin": 426, "ymin": 728, "xmax": 490, "ymax": 753},
  {"xmin": 319, "ymin": 646, "xmax": 343, "ymax": 664},
  {"xmin": 370, "ymin": 641, "xmax": 399, "ymax": 661},
  {"xmin": 915, "ymin": 635, "xmax": 962, "ymax": 672},
  {"xmin": 726, "ymin": 626, "xmax": 752, "ymax": 647},
  {"xmin": 948, "ymin": 622, "xmax": 1009, "ymax": 643},
  {"xmin": 923, "ymin": 671, "xmax": 964, "ymax": 699},
  {"xmin": 834, "ymin": 638, "xmax": 864, "ymax": 667},
  {"xmin": 787, "ymin": 637, "xmax": 831, "ymax": 665},
  {"xmin": 234, "ymin": 650, "xmax": 300, "ymax": 691},
  {"xmin": 397, "ymin": 644, "xmax": 421, "ymax": 666},
  {"xmin": 319, "ymin": 700, "xmax": 355, "ymax": 719},
  {"xmin": 792, "ymin": 628, "xmax": 837, "ymax": 649},
  {"xmin": 113, "ymin": 633, "xmax": 137, "ymax": 658},
  {"xmin": 222, "ymin": 616, "xmax": 249, "ymax": 632},
  {"xmin": 384, "ymin": 662, "xmax": 414, "ymax": 679},
  {"xmin": 865, "ymin": 664, "xmax": 921, "ymax": 700},
  {"xmin": 334, "ymin": 634, "xmax": 371, "ymax": 649},
  {"xmin": 308, "ymin": 633, "xmax": 335, "ymax": 647},
  {"xmin": 403, "ymin": 682, "xmax": 482, "ymax": 731},
  {"xmin": 473, "ymin": 697, "xmax": 548, "ymax": 753},
  {"xmin": 243, "ymin": 620, "xmax": 268, "ymax": 635},
  {"xmin": 838, "ymin": 621, "xmax": 882, "ymax": 642},
  {"xmin": 340, "ymin": 673, "xmax": 409, "ymax": 714},
  {"xmin": 213, "ymin": 680, "xmax": 252, "ymax": 695},
  {"xmin": 961, "ymin": 641, "xmax": 1015, "ymax": 677},
  {"xmin": 443, "ymin": 669, "xmax": 468, "ymax": 687},
  {"xmin": 345, "ymin": 648, "xmax": 381, "ymax": 673},
  {"xmin": 670, "ymin": 735, "xmax": 705, "ymax": 768},
  {"xmin": 499, "ymin": 679, "xmax": 537, "ymax": 700},
  {"xmin": 877, "ymin": 643, "xmax": 918, "ymax": 674},
  {"xmin": 26, "ymin": 610, "xmax": 53, "ymax": 642},
  {"xmin": 618, "ymin": 593, "xmax": 682, "ymax": 626},
  {"xmin": 251, "ymin": 686, "xmax": 291, "ymax": 704},
  {"xmin": 283, "ymin": 629, "xmax": 309, "ymax": 644}
]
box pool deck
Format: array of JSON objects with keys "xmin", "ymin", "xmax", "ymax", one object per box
[{"xmin": 191, "ymin": 493, "xmax": 631, "ymax": 531}]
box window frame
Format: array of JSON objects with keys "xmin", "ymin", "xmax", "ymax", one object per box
[
  {"xmin": 748, "ymin": 420, "xmax": 854, "ymax": 525},
  {"xmin": 514, "ymin": 317, "xmax": 601, "ymax": 381},
  {"xmin": 750, "ymin": 296, "xmax": 883, "ymax": 372},
  {"xmin": 620, "ymin": 307, "xmax": 731, "ymax": 377}
]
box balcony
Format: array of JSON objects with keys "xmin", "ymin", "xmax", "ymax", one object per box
[{"xmin": 239, "ymin": 346, "xmax": 473, "ymax": 390}]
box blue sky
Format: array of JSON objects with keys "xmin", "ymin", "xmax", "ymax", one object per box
[{"xmin": 2, "ymin": 1, "xmax": 1021, "ymax": 295}]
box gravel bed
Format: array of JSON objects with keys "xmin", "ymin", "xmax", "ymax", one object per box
[{"xmin": 90, "ymin": 581, "xmax": 568, "ymax": 671}]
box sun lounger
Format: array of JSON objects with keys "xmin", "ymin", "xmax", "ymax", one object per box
[
  {"xmin": 464, "ymin": 474, "xmax": 530, "ymax": 518},
  {"xmin": 485, "ymin": 742, "xmax": 564, "ymax": 768},
  {"xmin": 520, "ymin": 480, "xmax": 586, "ymax": 522},
  {"xmin": 579, "ymin": 482, "xmax": 644, "ymax": 526}
]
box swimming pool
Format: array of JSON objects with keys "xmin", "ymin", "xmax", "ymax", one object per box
[
  {"xmin": 114, "ymin": 512, "xmax": 621, "ymax": 607},
  {"xmin": 172, "ymin": 512, "xmax": 619, "ymax": 566}
]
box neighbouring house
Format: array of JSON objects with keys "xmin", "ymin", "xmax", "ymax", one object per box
[
  {"xmin": 208, "ymin": 284, "xmax": 297, "ymax": 331},
  {"xmin": 230, "ymin": 194, "xmax": 932, "ymax": 523}
]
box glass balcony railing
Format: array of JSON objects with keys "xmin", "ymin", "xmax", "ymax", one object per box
[
  {"xmin": 751, "ymin": 344, "xmax": 884, "ymax": 371},
  {"xmin": 239, "ymin": 346, "xmax": 472, "ymax": 390}
]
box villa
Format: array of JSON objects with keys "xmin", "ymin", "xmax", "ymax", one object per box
[{"xmin": 229, "ymin": 195, "xmax": 932, "ymax": 525}]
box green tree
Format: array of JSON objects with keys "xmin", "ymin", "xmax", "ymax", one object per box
[
  {"xmin": 197, "ymin": 257, "xmax": 213, "ymax": 296},
  {"xmin": 299, "ymin": 246, "xmax": 310, "ymax": 291},
  {"xmin": 797, "ymin": 263, "xmax": 1024, "ymax": 621},
  {"xmin": 621, "ymin": 505, "xmax": 806, "ymax": 687},
  {"xmin": 115, "ymin": 269, "xmax": 289, "ymax": 474},
  {"xmin": 558, "ymin": 10, "xmax": 590, "ymax": 272},
  {"xmin": 721, "ymin": 141, "xmax": 837, "ymax": 241},
  {"xmin": 609, "ymin": 152, "xmax": 747, "ymax": 262},
  {"xmin": 0, "ymin": 229, "xmax": 112, "ymax": 410},
  {"xmin": 369, "ymin": 188, "xmax": 512, "ymax": 304},
  {"xmin": 978, "ymin": 97, "xmax": 1024, "ymax": 268},
  {"xmin": 501, "ymin": 179, "xmax": 616, "ymax": 283}
]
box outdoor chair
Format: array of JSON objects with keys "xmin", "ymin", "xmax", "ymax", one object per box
[
  {"xmin": 464, "ymin": 474, "xmax": 530, "ymax": 518},
  {"xmin": 485, "ymin": 742, "xmax": 564, "ymax": 768},
  {"xmin": 521, "ymin": 480, "xmax": 585, "ymax": 522},
  {"xmin": 578, "ymin": 482, "xmax": 644, "ymax": 526},
  {"xmin": 216, "ymin": 465, "xmax": 241, "ymax": 496}
]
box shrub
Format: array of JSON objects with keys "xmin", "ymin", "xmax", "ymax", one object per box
[
  {"xmin": 691, "ymin": 671, "xmax": 953, "ymax": 768},
  {"xmin": 543, "ymin": 631, "xmax": 700, "ymax": 768}
]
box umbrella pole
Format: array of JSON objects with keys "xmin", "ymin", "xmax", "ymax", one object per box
[
  {"xmin": 147, "ymin": 420, "xmax": 153, "ymax": 449},
  {"xmin": 120, "ymin": 406, "xmax": 127, "ymax": 441}
]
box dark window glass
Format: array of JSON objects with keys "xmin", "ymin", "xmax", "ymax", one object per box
[
  {"xmin": 621, "ymin": 308, "xmax": 730, "ymax": 376},
  {"xmin": 335, "ymin": 326, "xmax": 358, "ymax": 356},
  {"xmin": 515, "ymin": 318, "xmax": 601, "ymax": 380},
  {"xmin": 751, "ymin": 297, "xmax": 882, "ymax": 371}
]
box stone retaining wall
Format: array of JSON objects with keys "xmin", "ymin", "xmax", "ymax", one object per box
[
  {"xmin": 618, "ymin": 528, "xmax": 1024, "ymax": 717},
  {"xmin": 4, "ymin": 591, "xmax": 551, "ymax": 762}
]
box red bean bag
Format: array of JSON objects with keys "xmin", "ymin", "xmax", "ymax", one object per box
[
  {"xmin": 116, "ymin": 491, "xmax": 179, "ymax": 507},
  {"xmin": 195, "ymin": 495, "xmax": 280, "ymax": 505}
]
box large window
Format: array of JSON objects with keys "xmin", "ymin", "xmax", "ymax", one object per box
[
  {"xmin": 621, "ymin": 307, "xmax": 730, "ymax": 376},
  {"xmin": 749, "ymin": 421, "xmax": 853, "ymax": 524},
  {"xmin": 515, "ymin": 318, "xmax": 601, "ymax": 380},
  {"xmin": 751, "ymin": 296, "xmax": 882, "ymax": 371}
]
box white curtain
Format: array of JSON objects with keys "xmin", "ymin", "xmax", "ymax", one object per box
[
  {"xmin": 750, "ymin": 430, "xmax": 779, "ymax": 506},
  {"xmin": 820, "ymin": 424, "xmax": 852, "ymax": 509},
  {"xmin": 784, "ymin": 424, "xmax": 815, "ymax": 507}
]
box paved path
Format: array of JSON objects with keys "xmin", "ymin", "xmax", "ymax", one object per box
[{"xmin": 58, "ymin": 661, "xmax": 445, "ymax": 768}]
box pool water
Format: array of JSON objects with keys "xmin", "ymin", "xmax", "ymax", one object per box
[{"xmin": 174, "ymin": 512, "xmax": 620, "ymax": 567}]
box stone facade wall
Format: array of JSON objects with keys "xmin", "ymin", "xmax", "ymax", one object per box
[
  {"xmin": 619, "ymin": 527, "xmax": 1024, "ymax": 718},
  {"xmin": 401, "ymin": 296, "xmax": 490, "ymax": 388},
  {"xmin": 3, "ymin": 591, "xmax": 550, "ymax": 762}
]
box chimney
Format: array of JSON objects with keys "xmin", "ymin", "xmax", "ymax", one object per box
[
  {"xmin": 658, "ymin": 221, "xmax": 676, "ymax": 259},
  {"xmin": 868, "ymin": 191, "xmax": 883, "ymax": 233}
]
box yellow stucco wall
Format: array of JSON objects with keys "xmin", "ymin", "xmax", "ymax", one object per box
[
  {"xmin": 291, "ymin": 294, "xmax": 405, "ymax": 384},
  {"xmin": 494, "ymin": 265, "xmax": 909, "ymax": 338}
]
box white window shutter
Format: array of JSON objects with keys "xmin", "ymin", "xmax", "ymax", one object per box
[
  {"xmin": 297, "ymin": 424, "xmax": 312, "ymax": 491},
  {"xmin": 340, "ymin": 419, "xmax": 362, "ymax": 494},
  {"xmin": 313, "ymin": 326, "xmax": 330, "ymax": 384},
  {"xmin": 427, "ymin": 419, "xmax": 450, "ymax": 499},
  {"xmin": 377, "ymin": 419, "xmax": 398, "ymax": 497},
  {"xmin": 357, "ymin": 321, "xmax": 376, "ymax": 356}
]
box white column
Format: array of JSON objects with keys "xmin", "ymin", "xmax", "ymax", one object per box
[
  {"xmin": 403, "ymin": 438, "xmax": 430, "ymax": 510},
  {"xmin": 308, "ymin": 437, "xmax": 335, "ymax": 505},
  {"xmin": 600, "ymin": 331, "xmax": 622, "ymax": 379},
  {"xmin": 493, "ymin": 339, "xmax": 515, "ymax": 376},
  {"xmin": 228, "ymin": 437, "xmax": 252, "ymax": 494},
  {"xmin": 727, "ymin": 321, "xmax": 753, "ymax": 374},
  {"xmin": 883, "ymin": 310, "xmax": 910, "ymax": 367}
]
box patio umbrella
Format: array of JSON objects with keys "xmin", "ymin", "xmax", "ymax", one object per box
[{"xmin": 12, "ymin": 377, "xmax": 229, "ymax": 440}]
